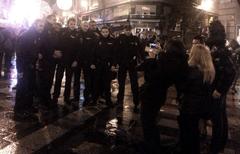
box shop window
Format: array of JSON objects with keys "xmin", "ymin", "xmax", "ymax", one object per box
[
  {"xmin": 113, "ymin": 4, "xmax": 130, "ymax": 17},
  {"xmin": 135, "ymin": 5, "xmax": 156, "ymax": 16}
]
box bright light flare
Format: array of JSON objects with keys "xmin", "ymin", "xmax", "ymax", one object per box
[
  {"xmin": 196, "ymin": 0, "xmax": 214, "ymax": 12},
  {"xmin": 57, "ymin": 0, "xmax": 73, "ymax": 10},
  {"xmin": 80, "ymin": 0, "xmax": 88, "ymax": 8},
  {"xmin": 8, "ymin": 0, "xmax": 41, "ymax": 27}
]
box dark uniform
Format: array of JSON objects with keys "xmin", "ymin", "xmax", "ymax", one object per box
[
  {"xmin": 95, "ymin": 35, "xmax": 115, "ymax": 105},
  {"xmin": 15, "ymin": 27, "xmax": 44, "ymax": 113},
  {"xmin": 52, "ymin": 28, "xmax": 78, "ymax": 103},
  {"xmin": 41, "ymin": 22, "xmax": 59, "ymax": 106},
  {"xmin": 210, "ymin": 47, "xmax": 236, "ymax": 154},
  {"xmin": 77, "ymin": 30, "xmax": 98, "ymax": 105},
  {"xmin": 116, "ymin": 33, "xmax": 140, "ymax": 108}
]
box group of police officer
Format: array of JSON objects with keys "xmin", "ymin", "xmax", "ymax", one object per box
[{"xmin": 14, "ymin": 15, "xmax": 144, "ymax": 118}]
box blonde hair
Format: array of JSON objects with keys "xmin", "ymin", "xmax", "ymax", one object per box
[{"xmin": 188, "ymin": 44, "xmax": 215, "ymax": 83}]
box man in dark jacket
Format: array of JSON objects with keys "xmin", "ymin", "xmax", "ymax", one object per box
[
  {"xmin": 210, "ymin": 46, "xmax": 235, "ymax": 154},
  {"xmin": 139, "ymin": 39, "xmax": 188, "ymax": 154},
  {"xmin": 95, "ymin": 26, "xmax": 116, "ymax": 106},
  {"xmin": 52, "ymin": 18, "xmax": 78, "ymax": 105},
  {"xmin": 77, "ymin": 22, "xmax": 98, "ymax": 106},
  {"xmin": 15, "ymin": 19, "xmax": 45, "ymax": 118},
  {"xmin": 41, "ymin": 14, "xmax": 60, "ymax": 108},
  {"xmin": 89, "ymin": 20, "xmax": 100, "ymax": 38},
  {"xmin": 116, "ymin": 25, "xmax": 141, "ymax": 112},
  {"xmin": 207, "ymin": 20, "xmax": 236, "ymax": 154}
]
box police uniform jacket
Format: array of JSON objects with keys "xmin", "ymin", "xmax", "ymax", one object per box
[
  {"xmin": 211, "ymin": 47, "xmax": 236, "ymax": 95},
  {"xmin": 116, "ymin": 34, "xmax": 141, "ymax": 67},
  {"xmin": 60, "ymin": 28, "xmax": 78, "ymax": 65},
  {"xmin": 77, "ymin": 30, "xmax": 97, "ymax": 65},
  {"xmin": 96, "ymin": 35, "xmax": 115, "ymax": 66}
]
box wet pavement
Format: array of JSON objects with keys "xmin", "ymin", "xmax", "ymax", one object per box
[{"xmin": 0, "ymin": 66, "xmax": 240, "ymax": 153}]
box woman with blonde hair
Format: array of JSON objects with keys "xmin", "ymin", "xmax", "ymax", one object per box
[{"xmin": 179, "ymin": 44, "xmax": 215, "ymax": 154}]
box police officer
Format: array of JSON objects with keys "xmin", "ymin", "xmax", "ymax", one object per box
[
  {"xmin": 95, "ymin": 26, "xmax": 115, "ymax": 106},
  {"xmin": 116, "ymin": 25, "xmax": 141, "ymax": 112},
  {"xmin": 77, "ymin": 22, "xmax": 98, "ymax": 106},
  {"xmin": 41, "ymin": 14, "xmax": 60, "ymax": 108},
  {"xmin": 207, "ymin": 20, "xmax": 236, "ymax": 154},
  {"xmin": 52, "ymin": 18, "xmax": 78, "ymax": 105},
  {"xmin": 15, "ymin": 19, "xmax": 45, "ymax": 118},
  {"xmin": 89, "ymin": 20, "xmax": 100, "ymax": 38},
  {"xmin": 210, "ymin": 46, "xmax": 235, "ymax": 154}
]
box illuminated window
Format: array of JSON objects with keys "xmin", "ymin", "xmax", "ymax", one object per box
[{"xmin": 135, "ymin": 5, "xmax": 156, "ymax": 15}]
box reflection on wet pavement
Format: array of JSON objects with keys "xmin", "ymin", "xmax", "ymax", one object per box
[{"xmin": 105, "ymin": 118, "xmax": 118, "ymax": 137}]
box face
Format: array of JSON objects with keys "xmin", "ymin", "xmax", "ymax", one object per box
[
  {"xmin": 47, "ymin": 16, "xmax": 56, "ymax": 24},
  {"xmin": 124, "ymin": 29, "xmax": 132, "ymax": 36},
  {"xmin": 35, "ymin": 20, "xmax": 45, "ymax": 33},
  {"xmin": 89, "ymin": 22, "xmax": 97, "ymax": 30},
  {"xmin": 68, "ymin": 20, "xmax": 76, "ymax": 30},
  {"xmin": 101, "ymin": 28, "xmax": 110, "ymax": 38},
  {"xmin": 81, "ymin": 22, "xmax": 89, "ymax": 32},
  {"xmin": 53, "ymin": 23, "xmax": 61, "ymax": 32}
]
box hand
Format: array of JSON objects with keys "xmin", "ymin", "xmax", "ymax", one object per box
[
  {"xmin": 38, "ymin": 53, "xmax": 43, "ymax": 59},
  {"xmin": 53, "ymin": 50, "xmax": 62, "ymax": 58},
  {"xmin": 71, "ymin": 61, "xmax": 78, "ymax": 68},
  {"xmin": 90, "ymin": 64, "xmax": 96, "ymax": 69},
  {"xmin": 212, "ymin": 90, "xmax": 221, "ymax": 99}
]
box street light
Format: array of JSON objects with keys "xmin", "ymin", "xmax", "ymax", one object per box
[
  {"xmin": 57, "ymin": 0, "xmax": 73, "ymax": 10},
  {"xmin": 196, "ymin": 0, "xmax": 214, "ymax": 12},
  {"xmin": 8, "ymin": 0, "xmax": 42, "ymax": 27}
]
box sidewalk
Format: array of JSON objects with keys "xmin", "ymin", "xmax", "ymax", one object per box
[{"xmin": 0, "ymin": 76, "xmax": 109, "ymax": 154}]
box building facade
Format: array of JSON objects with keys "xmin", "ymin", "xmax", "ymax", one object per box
[
  {"xmin": 217, "ymin": 0, "xmax": 240, "ymax": 40},
  {"xmin": 77, "ymin": 0, "xmax": 174, "ymax": 35}
]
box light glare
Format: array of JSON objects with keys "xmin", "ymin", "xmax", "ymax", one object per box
[
  {"xmin": 197, "ymin": 0, "xmax": 214, "ymax": 12},
  {"xmin": 8, "ymin": 0, "xmax": 41, "ymax": 27},
  {"xmin": 57, "ymin": 0, "xmax": 73, "ymax": 10},
  {"xmin": 81, "ymin": 0, "xmax": 88, "ymax": 8}
]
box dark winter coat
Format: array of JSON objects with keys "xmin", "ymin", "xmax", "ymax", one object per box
[
  {"xmin": 95, "ymin": 35, "xmax": 115, "ymax": 66},
  {"xmin": 60, "ymin": 28, "xmax": 78, "ymax": 64},
  {"xmin": 181, "ymin": 66, "xmax": 212, "ymax": 115},
  {"xmin": 115, "ymin": 34, "xmax": 141, "ymax": 67},
  {"xmin": 77, "ymin": 30, "xmax": 98, "ymax": 65},
  {"xmin": 211, "ymin": 47, "xmax": 236, "ymax": 94}
]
